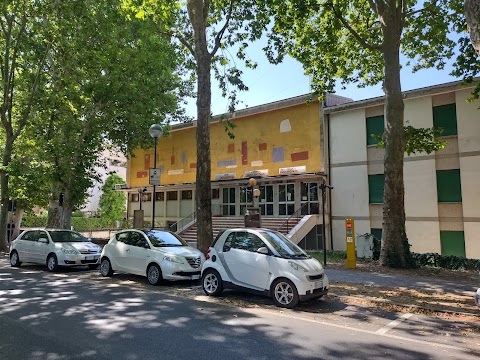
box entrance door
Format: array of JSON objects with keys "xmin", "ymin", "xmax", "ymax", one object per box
[
  {"xmin": 222, "ymin": 187, "xmax": 236, "ymax": 216},
  {"xmin": 239, "ymin": 186, "xmax": 253, "ymax": 215},
  {"xmin": 278, "ymin": 183, "xmax": 295, "ymax": 216},
  {"xmin": 259, "ymin": 185, "xmax": 274, "ymax": 216},
  {"xmin": 301, "ymin": 182, "xmax": 320, "ymax": 215}
]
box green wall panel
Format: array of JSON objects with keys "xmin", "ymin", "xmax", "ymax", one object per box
[
  {"xmin": 433, "ymin": 103, "xmax": 457, "ymax": 136},
  {"xmin": 440, "ymin": 231, "xmax": 465, "ymax": 257}
]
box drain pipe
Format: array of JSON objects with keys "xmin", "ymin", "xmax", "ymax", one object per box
[{"xmin": 326, "ymin": 113, "xmax": 334, "ymax": 250}]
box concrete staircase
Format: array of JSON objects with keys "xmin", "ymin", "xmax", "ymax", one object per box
[{"xmin": 180, "ymin": 216, "xmax": 301, "ymax": 245}]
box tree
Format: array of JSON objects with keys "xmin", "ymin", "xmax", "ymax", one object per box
[
  {"xmin": 465, "ymin": 0, "xmax": 480, "ymax": 55},
  {"xmin": 0, "ymin": 0, "xmax": 52, "ymax": 252},
  {"xmin": 98, "ymin": 174, "xmax": 127, "ymax": 225},
  {"xmin": 34, "ymin": 0, "xmax": 186, "ymax": 229},
  {"xmin": 263, "ymin": 0, "xmax": 465, "ymax": 267},
  {"xmin": 124, "ymin": 0, "xmax": 268, "ymax": 253}
]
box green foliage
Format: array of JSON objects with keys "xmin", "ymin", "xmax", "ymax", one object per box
[
  {"xmin": 373, "ymin": 126, "xmax": 446, "ymax": 155},
  {"xmin": 308, "ymin": 250, "xmax": 347, "ymax": 263},
  {"xmin": 412, "ymin": 253, "xmax": 480, "ymax": 271},
  {"xmin": 21, "ymin": 215, "xmax": 116, "ymax": 231},
  {"xmin": 98, "ymin": 174, "xmax": 127, "ymax": 224}
]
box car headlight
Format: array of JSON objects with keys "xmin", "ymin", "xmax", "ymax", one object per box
[
  {"xmin": 61, "ymin": 248, "xmax": 79, "ymax": 255},
  {"xmin": 163, "ymin": 255, "xmax": 184, "ymax": 264},
  {"xmin": 288, "ymin": 261, "xmax": 308, "ymax": 272}
]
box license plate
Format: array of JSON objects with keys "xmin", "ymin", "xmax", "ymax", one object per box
[
  {"xmin": 314, "ymin": 281, "xmax": 323, "ymax": 289},
  {"xmin": 85, "ymin": 256, "xmax": 96, "ymax": 261},
  {"xmin": 190, "ymin": 275, "xmax": 200, "ymax": 280}
]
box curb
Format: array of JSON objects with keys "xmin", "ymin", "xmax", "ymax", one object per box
[{"xmin": 328, "ymin": 292, "xmax": 480, "ymax": 317}]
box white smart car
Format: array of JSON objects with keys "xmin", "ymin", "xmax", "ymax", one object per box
[
  {"xmin": 9, "ymin": 229, "xmax": 102, "ymax": 271},
  {"xmin": 100, "ymin": 229, "xmax": 205, "ymax": 285},
  {"xmin": 201, "ymin": 228, "xmax": 329, "ymax": 308}
]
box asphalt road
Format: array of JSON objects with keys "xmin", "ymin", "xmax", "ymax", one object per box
[{"xmin": 1, "ymin": 260, "xmax": 479, "ymax": 360}]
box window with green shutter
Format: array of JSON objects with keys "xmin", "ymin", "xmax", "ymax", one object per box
[
  {"xmin": 366, "ymin": 115, "xmax": 384, "ymax": 145},
  {"xmin": 436, "ymin": 169, "xmax": 462, "ymax": 203},
  {"xmin": 433, "ymin": 103, "xmax": 457, "ymax": 136},
  {"xmin": 440, "ymin": 231, "xmax": 465, "ymax": 257},
  {"xmin": 371, "ymin": 228, "xmax": 382, "ymax": 240},
  {"xmin": 368, "ymin": 174, "xmax": 384, "ymax": 204}
]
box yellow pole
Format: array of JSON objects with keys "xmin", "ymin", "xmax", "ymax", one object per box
[{"xmin": 345, "ymin": 218, "xmax": 356, "ymax": 269}]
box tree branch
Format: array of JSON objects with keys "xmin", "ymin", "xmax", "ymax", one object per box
[
  {"xmin": 210, "ymin": 0, "xmax": 235, "ymax": 58},
  {"xmin": 326, "ymin": 1, "xmax": 382, "ymax": 51}
]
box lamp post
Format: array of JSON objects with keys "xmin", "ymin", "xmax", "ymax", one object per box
[
  {"xmin": 319, "ymin": 182, "xmax": 334, "ymax": 266},
  {"xmin": 149, "ymin": 124, "xmax": 163, "ymax": 230}
]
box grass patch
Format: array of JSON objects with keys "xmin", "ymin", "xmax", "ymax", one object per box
[{"xmin": 308, "ymin": 250, "xmax": 346, "ymax": 263}]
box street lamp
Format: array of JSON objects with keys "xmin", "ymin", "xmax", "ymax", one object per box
[
  {"xmin": 319, "ymin": 182, "xmax": 334, "ymax": 266},
  {"xmin": 149, "ymin": 124, "xmax": 163, "ymax": 230}
]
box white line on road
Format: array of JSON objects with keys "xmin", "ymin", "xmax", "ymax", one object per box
[{"xmin": 376, "ymin": 313, "xmax": 413, "ymax": 335}]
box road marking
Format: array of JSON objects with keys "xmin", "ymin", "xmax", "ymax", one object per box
[
  {"xmin": 376, "ymin": 312, "xmax": 413, "ymax": 334},
  {"xmin": 245, "ymin": 308, "xmax": 466, "ymax": 352}
]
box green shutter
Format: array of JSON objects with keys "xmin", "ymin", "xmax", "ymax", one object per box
[
  {"xmin": 371, "ymin": 228, "xmax": 382, "ymax": 240},
  {"xmin": 436, "ymin": 169, "xmax": 462, "ymax": 203},
  {"xmin": 440, "ymin": 231, "xmax": 465, "ymax": 257},
  {"xmin": 433, "ymin": 103, "xmax": 457, "ymax": 136},
  {"xmin": 368, "ymin": 174, "xmax": 384, "ymax": 204},
  {"xmin": 366, "ymin": 115, "xmax": 384, "ymax": 145}
]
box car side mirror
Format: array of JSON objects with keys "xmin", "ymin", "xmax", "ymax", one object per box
[
  {"xmin": 257, "ymin": 247, "xmax": 269, "ymax": 255},
  {"xmin": 87, "ymin": 238, "xmax": 92, "ymax": 242},
  {"xmin": 138, "ymin": 240, "xmax": 149, "ymax": 249},
  {"xmin": 223, "ymin": 245, "xmax": 231, "ymax": 252},
  {"xmin": 38, "ymin": 238, "xmax": 48, "ymax": 244}
]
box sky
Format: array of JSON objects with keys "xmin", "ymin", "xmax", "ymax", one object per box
[{"xmin": 183, "ymin": 40, "xmax": 460, "ymax": 118}]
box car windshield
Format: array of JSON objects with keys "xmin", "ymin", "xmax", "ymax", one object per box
[
  {"xmin": 49, "ymin": 231, "xmax": 89, "ymax": 243},
  {"xmin": 259, "ymin": 230, "xmax": 309, "ymax": 258},
  {"xmin": 143, "ymin": 230, "xmax": 188, "ymax": 247}
]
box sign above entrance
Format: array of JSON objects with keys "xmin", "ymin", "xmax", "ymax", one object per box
[
  {"xmin": 244, "ymin": 169, "xmax": 269, "ymax": 178},
  {"xmin": 214, "ymin": 172, "xmax": 236, "ymax": 180},
  {"xmin": 279, "ymin": 166, "xmax": 306, "ymax": 175},
  {"xmin": 149, "ymin": 168, "xmax": 161, "ymax": 185}
]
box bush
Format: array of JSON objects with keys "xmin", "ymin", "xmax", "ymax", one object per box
[
  {"xmin": 411, "ymin": 252, "xmax": 480, "ymax": 271},
  {"xmin": 21, "ymin": 215, "xmax": 117, "ymax": 231}
]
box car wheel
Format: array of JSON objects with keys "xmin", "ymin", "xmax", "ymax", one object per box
[
  {"xmin": 100, "ymin": 258, "xmax": 113, "ymax": 277},
  {"xmin": 47, "ymin": 254, "xmax": 59, "ymax": 272},
  {"xmin": 202, "ymin": 269, "xmax": 223, "ymax": 296},
  {"xmin": 147, "ymin": 264, "xmax": 163, "ymax": 285},
  {"xmin": 88, "ymin": 264, "xmax": 99, "ymax": 270},
  {"xmin": 272, "ymin": 278, "xmax": 299, "ymax": 309},
  {"xmin": 10, "ymin": 251, "xmax": 21, "ymax": 267}
]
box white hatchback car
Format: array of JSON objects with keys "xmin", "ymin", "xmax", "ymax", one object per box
[
  {"xmin": 201, "ymin": 228, "xmax": 329, "ymax": 308},
  {"xmin": 100, "ymin": 229, "xmax": 205, "ymax": 285},
  {"xmin": 9, "ymin": 229, "xmax": 102, "ymax": 271}
]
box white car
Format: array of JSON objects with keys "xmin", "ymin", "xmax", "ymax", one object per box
[
  {"xmin": 100, "ymin": 229, "xmax": 205, "ymax": 285},
  {"xmin": 201, "ymin": 228, "xmax": 329, "ymax": 308},
  {"xmin": 9, "ymin": 229, "xmax": 102, "ymax": 271},
  {"xmin": 475, "ymin": 288, "xmax": 480, "ymax": 308}
]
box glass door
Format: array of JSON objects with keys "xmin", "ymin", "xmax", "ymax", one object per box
[
  {"xmin": 259, "ymin": 185, "xmax": 274, "ymax": 216},
  {"xmin": 222, "ymin": 187, "xmax": 236, "ymax": 216},
  {"xmin": 278, "ymin": 183, "xmax": 295, "ymax": 216},
  {"xmin": 239, "ymin": 186, "xmax": 253, "ymax": 215},
  {"xmin": 301, "ymin": 182, "xmax": 320, "ymax": 215}
]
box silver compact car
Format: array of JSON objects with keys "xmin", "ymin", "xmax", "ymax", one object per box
[
  {"xmin": 9, "ymin": 229, "xmax": 102, "ymax": 271},
  {"xmin": 100, "ymin": 229, "xmax": 205, "ymax": 285}
]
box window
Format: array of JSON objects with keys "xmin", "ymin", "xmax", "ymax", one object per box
[
  {"xmin": 433, "ymin": 103, "xmax": 457, "ymax": 136},
  {"xmin": 167, "ymin": 191, "xmax": 178, "ymax": 201},
  {"xmin": 223, "ymin": 233, "xmax": 235, "ymax": 251},
  {"xmin": 131, "ymin": 193, "xmax": 139, "ymax": 202},
  {"xmin": 129, "ymin": 232, "xmax": 146, "ymax": 247},
  {"xmin": 181, "ymin": 190, "xmax": 193, "ymax": 200},
  {"xmin": 116, "ymin": 232, "xmax": 130, "ymax": 243},
  {"xmin": 212, "ymin": 188, "xmax": 220, "ymax": 199},
  {"xmin": 231, "ymin": 232, "xmax": 265, "ymax": 252},
  {"xmin": 222, "ymin": 187, "xmax": 236, "ymax": 216},
  {"xmin": 21, "ymin": 230, "xmax": 38, "ymax": 241},
  {"xmin": 366, "ymin": 115, "xmax": 384, "ymax": 145},
  {"xmin": 440, "ymin": 231, "xmax": 465, "ymax": 257},
  {"xmin": 368, "ymin": 174, "xmax": 385, "ymax": 204},
  {"xmin": 436, "ymin": 169, "xmax": 462, "ymax": 202},
  {"xmin": 142, "ymin": 193, "xmax": 152, "ymax": 202},
  {"xmin": 155, "ymin": 192, "xmax": 164, "ymax": 201}
]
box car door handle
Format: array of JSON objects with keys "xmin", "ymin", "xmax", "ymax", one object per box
[{"xmin": 126, "ymin": 249, "xmax": 130, "ymax": 252}]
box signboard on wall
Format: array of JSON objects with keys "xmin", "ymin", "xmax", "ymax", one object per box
[
  {"xmin": 279, "ymin": 166, "xmax": 306, "ymax": 175},
  {"xmin": 214, "ymin": 173, "xmax": 236, "ymax": 180},
  {"xmin": 244, "ymin": 169, "xmax": 269, "ymax": 177}
]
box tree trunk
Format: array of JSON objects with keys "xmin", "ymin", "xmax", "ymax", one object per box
[
  {"xmin": 12, "ymin": 208, "xmax": 24, "ymax": 239},
  {"xmin": 465, "ymin": 0, "xmax": 480, "ymax": 56},
  {"xmin": 46, "ymin": 187, "xmax": 65, "ymax": 228},
  {"xmin": 379, "ymin": 10, "xmax": 412, "ymax": 268},
  {"xmin": 0, "ymin": 139, "xmax": 14, "ymax": 252},
  {"xmin": 189, "ymin": 0, "xmax": 213, "ymax": 254}
]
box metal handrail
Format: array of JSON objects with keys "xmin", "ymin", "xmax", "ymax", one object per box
[
  {"xmin": 169, "ymin": 211, "xmax": 196, "ymax": 233},
  {"xmin": 277, "ymin": 203, "xmax": 308, "ymax": 234}
]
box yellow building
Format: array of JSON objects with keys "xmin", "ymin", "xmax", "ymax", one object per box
[{"xmin": 125, "ymin": 94, "xmax": 350, "ymax": 248}]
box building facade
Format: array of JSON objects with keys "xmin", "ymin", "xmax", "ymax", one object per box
[{"xmin": 326, "ymin": 81, "xmax": 480, "ymax": 259}]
